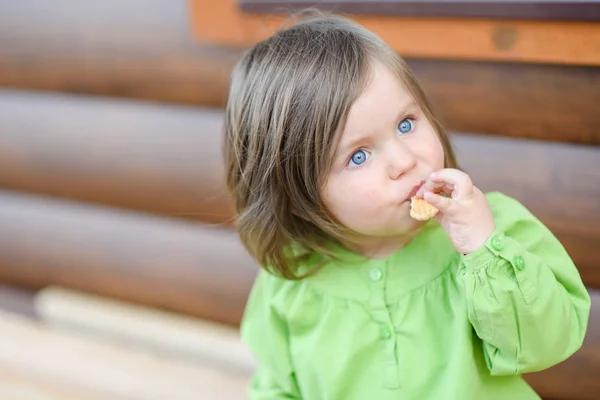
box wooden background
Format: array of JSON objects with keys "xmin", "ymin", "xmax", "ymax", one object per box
[{"xmin": 0, "ymin": 0, "xmax": 599, "ymax": 398}]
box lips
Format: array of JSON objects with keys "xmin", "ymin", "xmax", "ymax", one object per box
[{"xmin": 406, "ymin": 180, "xmax": 426, "ymax": 201}]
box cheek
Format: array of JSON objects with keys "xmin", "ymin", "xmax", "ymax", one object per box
[
  {"xmin": 421, "ymin": 131, "xmax": 446, "ymax": 170},
  {"xmin": 345, "ymin": 180, "xmax": 380, "ymax": 201},
  {"xmin": 323, "ymin": 176, "xmax": 383, "ymax": 221},
  {"xmin": 433, "ymin": 140, "xmax": 446, "ymax": 169}
]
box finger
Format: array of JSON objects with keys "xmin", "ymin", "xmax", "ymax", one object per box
[
  {"xmin": 424, "ymin": 191, "xmax": 457, "ymax": 215},
  {"xmin": 429, "ymin": 169, "xmax": 473, "ymax": 200},
  {"xmin": 416, "ymin": 180, "xmax": 452, "ymax": 198}
]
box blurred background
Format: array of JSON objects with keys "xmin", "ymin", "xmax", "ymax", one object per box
[{"xmin": 0, "ymin": 0, "xmax": 599, "ymax": 399}]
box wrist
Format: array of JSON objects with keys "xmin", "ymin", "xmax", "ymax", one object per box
[{"xmin": 460, "ymin": 223, "xmax": 496, "ymax": 255}]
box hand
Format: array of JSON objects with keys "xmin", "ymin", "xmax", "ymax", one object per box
[{"xmin": 415, "ymin": 168, "xmax": 495, "ymax": 255}]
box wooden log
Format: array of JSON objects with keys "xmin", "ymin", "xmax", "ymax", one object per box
[
  {"xmin": 0, "ymin": 0, "xmax": 241, "ymax": 108},
  {"xmin": 0, "ymin": 310, "xmax": 249, "ymax": 400},
  {"xmin": 0, "ymin": 189, "xmax": 257, "ymax": 327},
  {"xmin": 191, "ymin": 0, "xmax": 600, "ymax": 66},
  {"xmin": 0, "ymin": 90, "xmax": 233, "ymax": 225},
  {"xmin": 410, "ymin": 59, "xmax": 600, "ymax": 145},
  {"xmin": 1, "ymin": 0, "xmax": 600, "ymax": 144},
  {"xmin": 34, "ymin": 286, "xmax": 255, "ymax": 373}
]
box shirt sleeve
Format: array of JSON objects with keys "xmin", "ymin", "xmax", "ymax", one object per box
[
  {"xmin": 240, "ymin": 270, "xmax": 302, "ymax": 399},
  {"xmin": 457, "ymin": 192, "xmax": 591, "ymax": 376}
]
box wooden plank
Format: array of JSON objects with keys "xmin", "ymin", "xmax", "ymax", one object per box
[
  {"xmin": 0, "ymin": 310, "xmax": 249, "ymax": 400},
  {"xmin": 239, "ymin": 0, "xmax": 600, "ymax": 21},
  {"xmin": 0, "ymin": 189, "xmax": 258, "ymax": 327},
  {"xmin": 191, "ymin": 0, "xmax": 600, "ymax": 66},
  {"xmin": 34, "ymin": 286, "xmax": 255, "ymax": 373}
]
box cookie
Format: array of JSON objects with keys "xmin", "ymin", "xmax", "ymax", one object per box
[{"xmin": 410, "ymin": 196, "xmax": 439, "ymax": 221}]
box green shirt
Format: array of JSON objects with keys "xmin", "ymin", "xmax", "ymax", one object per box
[{"xmin": 240, "ymin": 192, "xmax": 591, "ymax": 399}]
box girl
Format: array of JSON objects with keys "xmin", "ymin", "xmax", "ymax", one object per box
[{"xmin": 223, "ymin": 12, "xmax": 590, "ymax": 400}]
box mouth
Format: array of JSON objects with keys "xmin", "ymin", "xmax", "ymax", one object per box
[{"xmin": 405, "ymin": 180, "xmax": 426, "ymax": 202}]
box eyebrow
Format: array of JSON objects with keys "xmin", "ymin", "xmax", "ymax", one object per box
[{"xmin": 336, "ymin": 101, "xmax": 418, "ymax": 159}]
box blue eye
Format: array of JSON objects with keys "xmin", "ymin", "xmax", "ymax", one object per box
[
  {"xmin": 398, "ymin": 118, "xmax": 414, "ymax": 134},
  {"xmin": 348, "ymin": 149, "xmax": 369, "ymax": 167}
]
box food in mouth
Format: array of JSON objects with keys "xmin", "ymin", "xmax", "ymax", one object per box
[{"xmin": 409, "ymin": 196, "xmax": 439, "ymax": 221}]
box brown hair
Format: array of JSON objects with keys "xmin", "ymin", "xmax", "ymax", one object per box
[{"xmin": 224, "ymin": 11, "xmax": 457, "ymax": 279}]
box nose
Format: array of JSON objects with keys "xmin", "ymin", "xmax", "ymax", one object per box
[{"xmin": 386, "ymin": 139, "xmax": 416, "ymax": 180}]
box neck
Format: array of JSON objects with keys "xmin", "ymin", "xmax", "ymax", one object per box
[{"xmin": 341, "ymin": 224, "xmax": 426, "ymax": 259}]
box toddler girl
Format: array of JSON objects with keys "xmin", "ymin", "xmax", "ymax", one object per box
[{"xmin": 223, "ymin": 12, "xmax": 590, "ymax": 400}]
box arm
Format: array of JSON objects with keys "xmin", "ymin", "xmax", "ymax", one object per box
[
  {"xmin": 458, "ymin": 193, "xmax": 590, "ymax": 375},
  {"xmin": 240, "ymin": 270, "xmax": 302, "ymax": 399},
  {"xmin": 418, "ymin": 170, "xmax": 591, "ymax": 375}
]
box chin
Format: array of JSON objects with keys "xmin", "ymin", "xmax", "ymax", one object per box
[
  {"xmin": 378, "ymin": 219, "xmax": 423, "ymax": 237},
  {"xmin": 400, "ymin": 213, "xmax": 427, "ymax": 230}
]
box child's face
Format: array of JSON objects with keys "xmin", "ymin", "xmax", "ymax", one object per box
[{"xmin": 322, "ymin": 61, "xmax": 445, "ymax": 246}]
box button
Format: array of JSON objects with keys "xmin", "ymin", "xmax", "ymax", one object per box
[
  {"xmin": 380, "ymin": 325, "xmax": 392, "ymax": 339},
  {"xmin": 514, "ymin": 256, "xmax": 525, "ymax": 270},
  {"xmin": 491, "ymin": 235, "xmax": 505, "ymax": 251},
  {"xmin": 369, "ymin": 268, "xmax": 382, "ymax": 281}
]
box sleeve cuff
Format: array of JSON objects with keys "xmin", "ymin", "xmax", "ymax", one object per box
[
  {"xmin": 460, "ymin": 228, "xmax": 505, "ymax": 272},
  {"xmin": 460, "ymin": 227, "xmax": 538, "ymax": 304}
]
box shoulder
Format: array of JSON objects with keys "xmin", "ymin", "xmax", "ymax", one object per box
[
  {"xmin": 248, "ymin": 242, "xmax": 324, "ymax": 297},
  {"xmin": 483, "ymin": 191, "xmax": 551, "ymax": 236},
  {"xmin": 248, "ymin": 268, "xmax": 302, "ymax": 303},
  {"xmin": 484, "ymin": 191, "xmax": 536, "ymax": 221},
  {"xmin": 243, "ymin": 267, "xmax": 310, "ymax": 320}
]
